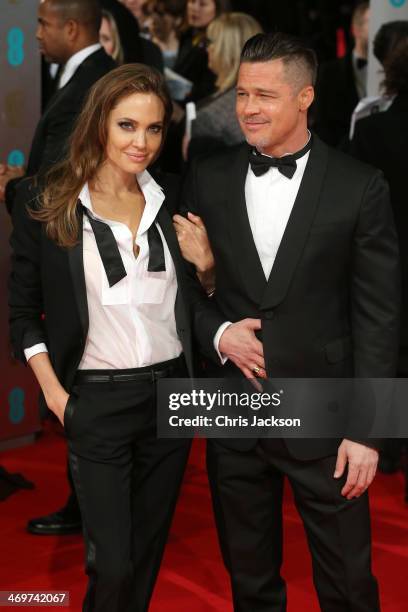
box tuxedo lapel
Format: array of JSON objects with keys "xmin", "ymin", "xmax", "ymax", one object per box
[
  {"xmin": 260, "ymin": 137, "xmax": 328, "ymax": 311},
  {"xmin": 67, "ymin": 211, "xmax": 89, "ymax": 339},
  {"xmin": 227, "ymin": 145, "xmax": 266, "ymax": 304}
]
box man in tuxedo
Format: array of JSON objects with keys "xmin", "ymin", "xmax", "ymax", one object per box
[
  {"xmin": 313, "ymin": 1, "xmax": 370, "ymax": 147},
  {"xmin": 0, "ymin": 0, "xmax": 116, "ymax": 213},
  {"xmin": 183, "ymin": 32, "xmax": 400, "ymax": 611},
  {"xmin": 2, "ymin": 0, "xmax": 115, "ymax": 536}
]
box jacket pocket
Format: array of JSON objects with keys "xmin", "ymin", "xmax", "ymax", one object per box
[{"xmin": 324, "ymin": 336, "xmax": 353, "ymax": 364}]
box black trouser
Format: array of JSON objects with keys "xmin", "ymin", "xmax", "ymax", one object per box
[
  {"xmin": 207, "ymin": 438, "xmax": 380, "ymax": 612},
  {"xmin": 65, "ymin": 358, "xmax": 191, "ymax": 612}
]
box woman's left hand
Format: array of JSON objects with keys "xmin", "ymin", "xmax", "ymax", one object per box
[{"xmin": 173, "ymin": 212, "xmax": 215, "ymax": 273}]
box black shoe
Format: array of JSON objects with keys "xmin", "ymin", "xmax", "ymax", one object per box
[{"xmin": 27, "ymin": 508, "xmax": 82, "ymax": 535}]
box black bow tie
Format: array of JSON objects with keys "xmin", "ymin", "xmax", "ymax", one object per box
[
  {"xmin": 249, "ymin": 138, "xmax": 312, "ymax": 179},
  {"xmin": 356, "ymin": 57, "xmax": 367, "ymax": 70},
  {"xmin": 81, "ymin": 202, "xmax": 166, "ymax": 287}
]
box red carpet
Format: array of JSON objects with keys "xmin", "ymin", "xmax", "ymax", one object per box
[{"xmin": 1, "ymin": 429, "xmax": 407, "ymax": 611}]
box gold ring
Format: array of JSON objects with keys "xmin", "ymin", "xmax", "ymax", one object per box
[{"xmin": 252, "ymin": 366, "xmax": 261, "ymax": 375}]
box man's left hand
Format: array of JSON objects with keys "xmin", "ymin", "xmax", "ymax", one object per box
[{"xmin": 334, "ymin": 439, "xmax": 379, "ymax": 499}]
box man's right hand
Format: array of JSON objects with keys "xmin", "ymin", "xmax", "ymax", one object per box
[{"xmin": 219, "ymin": 318, "xmax": 266, "ymax": 379}]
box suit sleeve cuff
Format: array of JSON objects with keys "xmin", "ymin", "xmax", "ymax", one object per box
[
  {"xmin": 214, "ymin": 322, "xmax": 232, "ymax": 365},
  {"xmin": 24, "ymin": 343, "xmax": 48, "ymax": 363}
]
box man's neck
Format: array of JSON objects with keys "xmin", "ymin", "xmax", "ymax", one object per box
[
  {"xmin": 65, "ymin": 39, "xmax": 99, "ymax": 62},
  {"xmin": 259, "ymin": 129, "xmax": 310, "ymax": 158}
]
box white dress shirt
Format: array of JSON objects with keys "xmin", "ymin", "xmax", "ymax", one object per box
[
  {"xmin": 58, "ymin": 43, "xmax": 102, "ymax": 89},
  {"xmin": 24, "ymin": 172, "xmax": 183, "ymax": 369},
  {"xmin": 214, "ymin": 139, "xmax": 311, "ymax": 358}
]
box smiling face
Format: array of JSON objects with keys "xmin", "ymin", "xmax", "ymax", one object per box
[
  {"xmin": 187, "ymin": 0, "xmax": 216, "ymax": 30},
  {"xmin": 236, "ymin": 59, "xmax": 314, "ymax": 156},
  {"xmin": 104, "ymin": 92, "xmax": 165, "ymax": 176}
]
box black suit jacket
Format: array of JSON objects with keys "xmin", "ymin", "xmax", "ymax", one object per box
[
  {"xmin": 313, "ymin": 53, "xmax": 360, "ymax": 147},
  {"xmin": 349, "ymin": 93, "xmax": 408, "ymax": 370},
  {"xmin": 5, "ymin": 49, "xmax": 116, "ymax": 214},
  {"xmin": 183, "ymin": 136, "xmax": 400, "ymax": 459},
  {"xmin": 8, "ymin": 174, "xmax": 211, "ymax": 396}
]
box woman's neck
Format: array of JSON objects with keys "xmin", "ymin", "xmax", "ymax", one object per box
[{"xmin": 91, "ymin": 161, "xmax": 141, "ymax": 198}]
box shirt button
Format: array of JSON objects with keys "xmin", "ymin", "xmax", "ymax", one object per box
[{"xmin": 264, "ymin": 311, "xmax": 275, "ymax": 320}]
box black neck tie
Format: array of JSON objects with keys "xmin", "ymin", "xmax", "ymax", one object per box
[
  {"xmin": 249, "ymin": 137, "xmax": 312, "ymax": 179},
  {"xmin": 356, "ymin": 57, "xmax": 367, "ymax": 70},
  {"xmin": 81, "ymin": 203, "xmax": 166, "ymax": 288}
]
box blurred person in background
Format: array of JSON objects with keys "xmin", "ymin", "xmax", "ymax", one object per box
[
  {"xmin": 174, "ymin": 0, "xmax": 231, "ymax": 102},
  {"xmin": 158, "ymin": 0, "xmax": 229, "ymax": 171},
  {"xmin": 184, "ymin": 12, "xmax": 262, "ymax": 160},
  {"xmin": 348, "ymin": 20, "xmax": 408, "ymax": 141},
  {"xmin": 119, "ymin": 0, "xmax": 147, "ymax": 22},
  {"xmin": 0, "ymin": 0, "xmax": 115, "ymax": 214},
  {"xmin": 100, "ymin": 0, "xmax": 164, "ymax": 71},
  {"xmin": 143, "ymin": 0, "xmax": 186, "ymax": 69},
  {"xmin": 313, "ymin": 1, "xmax": 370, "ymax": 147},
  {"xmin": 350, "ymin": 39, "xmax": 408, "ymax": 491}
]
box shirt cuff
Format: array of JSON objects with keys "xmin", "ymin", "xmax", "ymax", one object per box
[
  {"xmin": 24, "ymin": 343, "xmax": 48, "ymax": 362},
  {"xmin": 214, "ymin": 322, "xmax": 232, "ymax": 365}
]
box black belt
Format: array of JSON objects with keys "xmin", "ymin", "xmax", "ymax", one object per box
[{"xmin": 74, "ymin": 355, "xmax": 184, "ymax": 385}]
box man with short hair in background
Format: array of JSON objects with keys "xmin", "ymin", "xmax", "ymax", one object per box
[{"xmin": 0, "ymin": 0, "xmax": 116, "ymax": 213}]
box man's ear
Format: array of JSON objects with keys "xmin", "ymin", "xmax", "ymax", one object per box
[
  {"xmin": 65, "ymin": 19, "xmax": 79, "ymax": 43},
  {"xmin": 298, "ymin": 85, "xmax": 314, "ymax": 112}
]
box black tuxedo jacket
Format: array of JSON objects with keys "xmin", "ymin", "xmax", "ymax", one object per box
[
  {"xmin": 313, "ymin": 53, "xmax": 360, "ymax": 147},
  {"xmin": 5, "ymin": 49, "xmax": 116, "ymax": 214},
  {"xmin": 8, "ymin": 174, "xmax": 210, "ymax": 395},
  {"xmin": 349, "ymin": 93, "xmax": 408, "ymax": 370},
  {"xmin": 183, "ymin": 136, "xmax": 400, "ymax": 459}
]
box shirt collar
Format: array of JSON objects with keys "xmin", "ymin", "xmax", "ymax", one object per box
[
  {"xmin": 136, "ymin": 170, "xmax": 165, "ymax": 236},
  {"xmin": 78, "ymin": 171, "xmax": 165, "ymax": 236},
  {"xmin": 59, "ymin": 43, "xmax": 102, "ymax": 89}
]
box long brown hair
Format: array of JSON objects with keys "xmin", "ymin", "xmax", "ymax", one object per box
[{"xmin": 33, "ymin": 63, "xmax": 173, "ymax": 248}]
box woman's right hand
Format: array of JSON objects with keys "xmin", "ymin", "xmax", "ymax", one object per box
[
  {"xmin": 46, "ymin": 389, "xmax": 70, "ymax": 426},
  {"xmin": 26, "ymin": 353, "xmax": 70, "ymax": 427}
]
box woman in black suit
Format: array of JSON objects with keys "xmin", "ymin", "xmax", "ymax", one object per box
[{"xmin": 9, "ymin": 63, "xmax": 205, "ymax": 612}]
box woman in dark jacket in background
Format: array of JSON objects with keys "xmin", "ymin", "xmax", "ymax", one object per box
[
  {"xmin": 100, "ymin": 0, "xmax": 164, "ymax": 71},
  {"xmin": 174, "ymin": 0, "xmax": 230, "ymax": 102}
]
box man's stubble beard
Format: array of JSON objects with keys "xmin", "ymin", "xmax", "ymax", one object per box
[{"xmin": 244, "ymin": 134, "xmax": 271, "ymax": 154}]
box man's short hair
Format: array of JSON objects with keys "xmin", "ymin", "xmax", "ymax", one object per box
[
  {"xmin": 49, "ymin": 0, "xmax": 102, "ymax": 34},
  {"xmin": 240, "ymin": 32, "xmax": 318, "ymax": 90}
]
